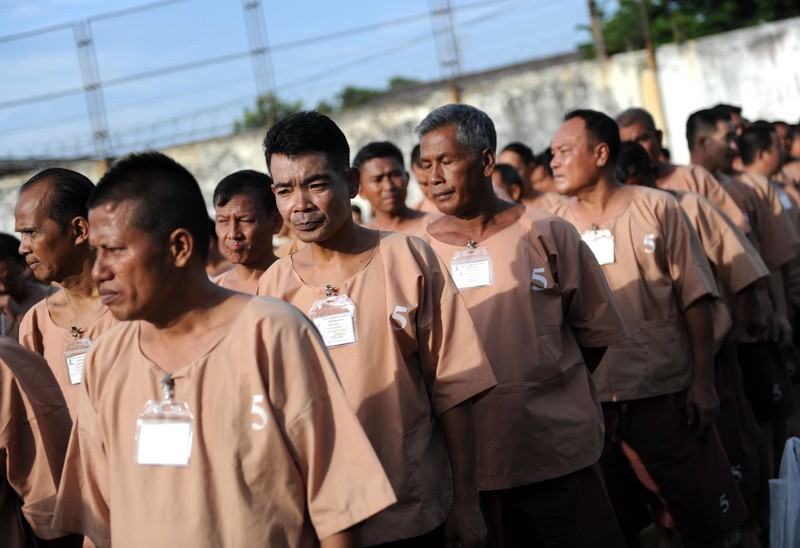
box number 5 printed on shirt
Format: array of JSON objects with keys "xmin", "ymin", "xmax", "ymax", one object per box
[
  {"xmin": 391, "ymin": 305, "xmax": 409, "ymax": 330},
  {"xmin": 251, "ymin": 394, "xmax": 268, "ymax": 430},
  {"xmin": 643, "ymin": 234, "xmax": 656, "ymax": 254},
  {"xmin": 531, "ymin": 267, "xmax": 548, "ymax": 291}
]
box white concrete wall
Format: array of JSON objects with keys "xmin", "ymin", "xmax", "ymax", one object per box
[{"xmin": 2, "ymin": 17, "xmax": 799, "ymax": 232}]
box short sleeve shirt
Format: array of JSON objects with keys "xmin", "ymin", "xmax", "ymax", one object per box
[
  {"xmin": 421, "ymin": 208, "xmax": 627, "ymax": 490},
  {"xmin": 0, "ymin": 337, "xmax": 72, "ymax": 548},
  {"xmin": 551, "ymin": 186, "xmax": 718, "ymax": 402},
  {"xmin": 53, "ymin": 297, "xmax": 396, "ymax": 548},
  {"xmin": 258, "ymin": 232, "xmax": 497, "ymax": 544},
  {"xmin": 18, "ymin": 295, "xmax": 117, "ymax": 417}
]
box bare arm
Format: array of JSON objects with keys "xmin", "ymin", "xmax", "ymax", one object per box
[
  {"xmin": 683, "ymin": 296, "xmax": 719, "ymax": 437},
  {"xmin": 438, "ymin": 401, "xmax": 487, "ymax": 548}
]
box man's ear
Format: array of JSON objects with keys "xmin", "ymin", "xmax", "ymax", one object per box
[
  {"xmin": 594, "ymin": 142, "xmax": 611, "ymax": 167},
  {"xmin": 481, "ymin": 148, "xmax": 496, "ymax": 177},
  {"xmin": 511, "ymin": 185, "xmax": 523, "ymax": 203},
  {"xmin": 72, "ymin": 217, "xmax": 90, "ymax": 246},
  {"xmin": 270, "ymin": 213, "xmax": 283, "ymax": 235},
  {"xmin": 169, "ymin": 228, "xmax": 194, "ymax": 268},
  {"xmin": 345, "ymin": 167, "xmax": 361, "ymax": 199}
]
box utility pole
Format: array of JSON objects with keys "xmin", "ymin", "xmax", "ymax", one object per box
[
  {"xmin": 638, "ymin": 0, "xmax": 667, "ymax": 141},
  {"xmin": 428, "ymin": 0, "xmax": 462, "ymax": 103},
  {"xmin": 242, "ymin": 0, "xmax": 278, "ymax": 124},
  {"xmin": 588, "ymin": 0, "xmax": 608, "ymax": 61},
  {"xmin": 74, "ymin": 20, "xmax": 111, "ymax": 160}
]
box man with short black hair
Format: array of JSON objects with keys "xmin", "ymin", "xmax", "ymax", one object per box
[
  {"xmin": 498, "ymin": 142, "xmax": 562, "ymax": 208},
  {"xmin": 53, "ymin": 151, "xmax": 396, "ymax": 548},
  {"xmin": 354, "ymin": 141, "xmax": 432, "ymax": 233},
  {"xmin": 14, "ymin": 168, "xmax": 116, "ymax": 416},
  {"xmin": 258, "ymin": 111, "xmax": 497, "ymax": 547},
  {"xmin": 551, "ymin": 109, "xmax": 747, "ymax": 546},
  {"xmin": 213, "ymin": 170, "xmax": 281, "ymax": 294}
]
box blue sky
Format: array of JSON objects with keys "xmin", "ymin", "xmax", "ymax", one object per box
[{"xmin": 0, "ymin": 0, "xmax": 593, "ymax": 159}]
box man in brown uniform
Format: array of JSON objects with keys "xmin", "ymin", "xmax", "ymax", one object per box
[
  {"xmin": 53, "ymin": 152, "xmax": 396, "ymax": 548},
  {"xmin": 497, "ymin": 142, "xmax": 563, "ymax": 209},
  {"xmin": 14, "ymin": 169, "xmax": 116, "ymax": 416},
  {"xmin": 0, "ymin": 233, "xmax": 55, "ymax": 340},
  {"xmin": 416, "ymin": 104, "xmax": 627, "ymax": 548},
  {"xmin": 616, "ymin": 107, "xmax": 749, "ymax": 234},
  {"xmin": 354, "ymin": 141, "xmax": 433, "ymax": 233},
  {"xmin": 212, "ymin": 170, "xmax": 281, "ymax": 294},
  {"xmin": 257, "ymin": 111, "xmax": 497, "ymax": 547},
  {"xmin": 550, "ymin": 110, "xmax": 746, "ymax": 546},
  {"xmin": 1, "ymin": 337, "xmax": 81, "ymax": 548}
]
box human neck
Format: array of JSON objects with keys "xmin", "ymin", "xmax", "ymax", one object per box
[
  {"xmin": 370, "ymin": 206, "xmax": 419, "ymax": 231},
  {"xmin": 309, "ymin": 222, "xmax": 376, "ymax": 265},
  {"xmin": 571, "ymin": 174, "xmax": 622, "ymax": 215}
]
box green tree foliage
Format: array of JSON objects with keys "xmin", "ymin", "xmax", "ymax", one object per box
[
  {"xmin": 233, "ymin": 94, "xmax": 303, "ymax": 133},
  {"xmin": 586, "ymin": 0, "xmax": 800, "ymax": 56}
]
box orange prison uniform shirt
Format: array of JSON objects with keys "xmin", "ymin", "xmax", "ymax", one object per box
[
  {"xmin": 414, "ymin": 197, "xmax": 440, "ymax": 214},
  {"xmin": 551, "ymin": 185, "xmax": 718, "ymax": 402},
  {"xmin": 364, "ymin": 211, "xmax": 438, "ymax": 234},
  {"xmin": 0, "ymin": 337, "xmax": 73, "ymax": 548},
  {"xmin": 53, "ymin": 297, "xmax": 396, "ymax": 548},
  {"xmin": 526, "ymin": 191, "xmax": 566, "ymax": 211},
  {"xmin": 211, "ymin": 269, "xmax": 259, "ymax": 294},
  {"xmin": 18, "ymin": 295, "xmax": 116, "ymax": 418},
  {"xmin": 672, "ymin": 191, "xmax": 769, "ymax": 349},
  {"xmin": 258, "ymin": 232, "xmax": 497, "ymax": 545},
  {"xmin": 421, "ymin": 207, "xmax": 627, "ymax": 490},
  {"xmin": 771, "ymin": 178, "xmax": 800, "ymax": 314},
  {"xmin": 0, "ymin": 282, "xmax": 55, "ymax": 341},
  {"xmin": 659, "ymin": 164, "xmax": 749, "ymax": 234}
]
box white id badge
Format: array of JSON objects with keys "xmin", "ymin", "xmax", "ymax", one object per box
[
  {"xmin": 64, "ymin": 338, "xmax": 91, "ymax": 385},
  {"xmin": 135, "ymin": 400, "xmax": 194, "ymax": 466},
  {"xmin": 450, "ymin": 247, "xmax": 493, "ymax": 289},
  {"xmin": 309, "ymin": 295, "xmax": 357, "ymax": 348},
  {"xmin": 581, "ymin": 229, "xmax": 615, "ymax": 265},
  {"xmin": 777, "ymin": 188, "xmax": 794, "ymax": 210}
]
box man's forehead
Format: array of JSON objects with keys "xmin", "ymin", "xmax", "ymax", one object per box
[{"xmin": 361, "ymin": 156, "xmax": 403, "ymax": 173}]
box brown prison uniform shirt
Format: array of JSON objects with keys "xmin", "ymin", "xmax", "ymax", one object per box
[
  {"xmin": 552, "ymin": 186, "xmax": 718, "ymax": 402},
  {"xmin": 659, "ymin": 164, "xmax": 749, "ymax": 234},
  {"xmin": 0, "ymin": 337, "xmax": 73, "ymax": 548},
  {"xmin": 53, "ymin": 297, "xmax": 396, "ymax": 548},
  {"xmin": 421, "ymin": 208, "xmax": 627, "ymax": 491},
  {"xmin": 672, "ymin": 191, "xmax": 769, "ymax": 349},
  {"xmin": 258, "ymin": 232, "xmax": 497, "ymax": 545},
  {"xmin": 18, "ymin": 296, "xmax": 117, "ymax": 418},
  {"xmin": 210, "ymin": 269, "xmax": 259, "ymax": 295},
  {"xmin": 0, "ymin": 282, "xmax": 55, "ymax": 342}
]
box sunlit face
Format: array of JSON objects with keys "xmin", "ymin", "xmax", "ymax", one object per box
[
  {"xmin": 358, "ymin": 156, "xmax": 408, "ymax": 216},
  {"xmin": 214, "ymin": 190, "xmax": 277, "ymax": 267},
  {"xmin": 0, "ymin": 259, "xmax": 26, "ymax": 300},
  {"xmin": 497, "ymin": 150, "xmax": 532, "ymax": 183},
  {"xmin": 705, "ymin": 120, "xmax": 738, "ymax": 172},
  {"xmin": 550, "ymin": 117, "xmax": 604, "ymax": 195},
  {"xmin": 419, "ymin": 124, "xmax": 493, "ymax": 217},
  {"xmin": 90, "ymin": 201, "xmax": 174, "ymax": 322},
  {"xmin": 14, "ymin": 184, "xmax": 77, "ymax": 284},
  {"xmin": 270, "ymin": 152, "xmax": 358, "ymax": 244},
  {"xmin": 619, "ymin": 121, "xmax": 661, "ymax": 166}
]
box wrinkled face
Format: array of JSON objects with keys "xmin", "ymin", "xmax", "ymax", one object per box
[
  {"xmin": 270, "ymin": 152, "xmax": 358, "ymax": 244},
  {"xmin": 0, "ymin": 259, "xmax": 26, "ymax": 300},
  {"xmin": 550, "ymin": 117, "xmax": 603, "ymax": 195},
  {"xmin": 619, "ymin": 121, "xmax": 661, "ymax": 166},
  {"xmin": 497, "ymin": 150, "xmax": 532, "ymax": 184},
  {"xmin": 358, "ymin": 156, "xmax": 408, "ymax": 216},
  {"xmin": 90, "ymin": 201, "xmax": 173, "ymax": 322},
  {"xmin": 14, "ymin": 184, "xmax": 76, "ymax": 284},
  {"xmin": 419, "ymin": 124, "xmax": 493, "ymax": 217},
  {"xmin": 215, "ymin": 190, "xmax": 276, "ymax": 267},
  {"xmin": 706, "ymin": 120, "xmax": 737, "ymax": 172}
]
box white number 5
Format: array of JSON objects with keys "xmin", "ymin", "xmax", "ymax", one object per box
[
  {"xmin": 391, "ymin": 305, "xmax": 409, "ymax": 330},
  {"xmin": 251, "ymin": 395, "xmax": 268, "ymax": 430},
  {"xmin": 531, "ymin": 267, "xmax": 548, "ymax": 291},
  {"xmin": 643, "ymin": 234, "xmax": 656, "ymax": 254}
]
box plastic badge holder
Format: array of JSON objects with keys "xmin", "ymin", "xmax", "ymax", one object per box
[
  {"xmin": 581, "ymin": 229, "xmax": 615, "ymax": 265},
  {"xmin": 309, "ymin": 294, "xmax": 358, "ymax": 348},
  {"xmin": 450, "ymin": 241, "xmax": 493, "ymax": 289},
  {"xmin": 64, "ymin": 326, "xmax": 91, "ymax": 385},
  {"xmin": 135, "ymin": 374, "xmax": 194, "ymax": 467}
]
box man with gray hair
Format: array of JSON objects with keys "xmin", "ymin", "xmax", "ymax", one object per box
[{"xmin": 417, "ymin": 103, "xmax": 627, "ymax": 547}]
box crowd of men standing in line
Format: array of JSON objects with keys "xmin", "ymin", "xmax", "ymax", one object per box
[{"xmin": 1, "ymin": 99, "xmax": 800, "ymax": 548}]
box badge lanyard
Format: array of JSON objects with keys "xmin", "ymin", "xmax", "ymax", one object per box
[
  {"xmin": 581, "ymin": 226, "xmax": 615, "ymax": 265},
  {"xmin": 450, "ymin": 239, "xmax": 494, "ymax": 289},
  {"xmin": 64, "ymin": 326, "xmax": 91, "ymax": 385},
  {"xmin": 135, "ymin": 372, "xmax": 194, "ymax": 467},
  {"xmin": 308, "ymin": 284, "xmax": 358, "ymax": 348}
]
